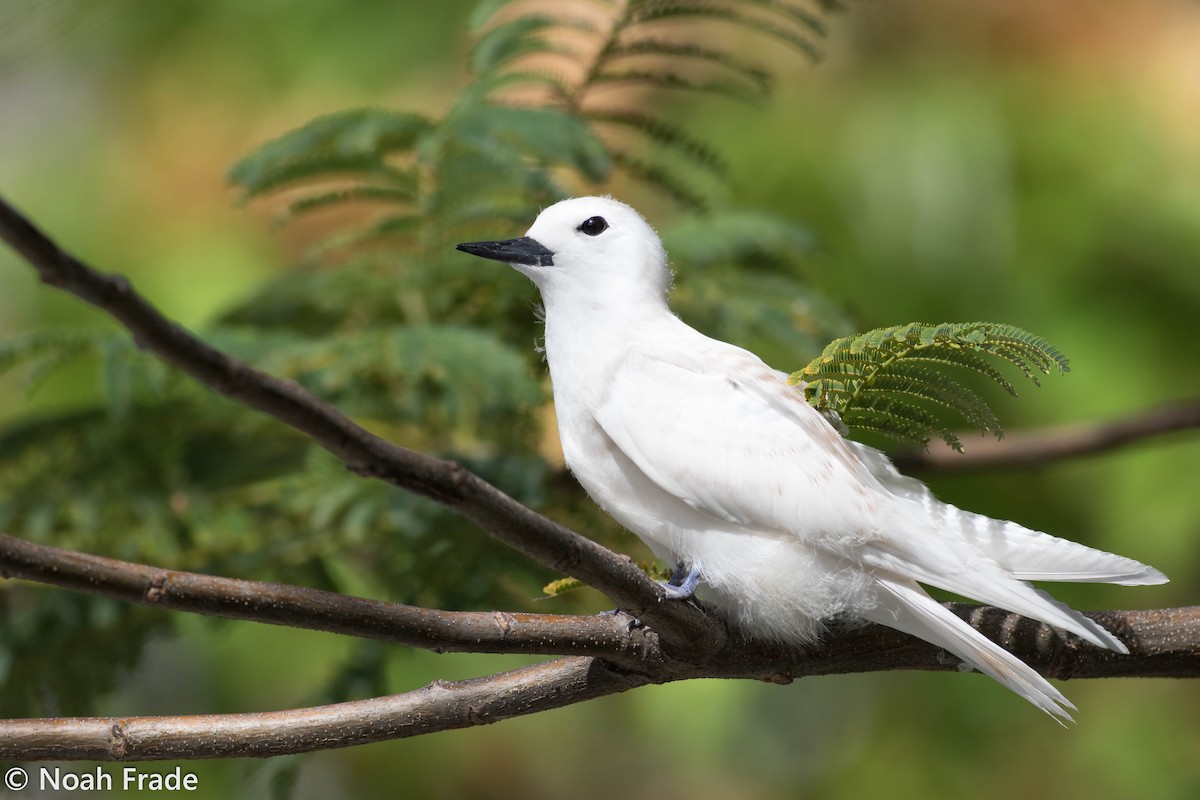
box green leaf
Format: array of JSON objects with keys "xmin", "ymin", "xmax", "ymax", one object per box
[
  {"xmin": 591, "ymin": 67, "xmax": 768, "ymax": 103},
  {"xmin": 278, "ymin": 185, "xmax": 418, "ymax": 224},
  {"xmin": 0, "ymin": 329, "xmax": 100, "ymax": 378},
  {"xmin": 228, "ymin": 109, "xmax": 433, "ymax": 198},
  {"xmin": 605, "ymin": 39, "xmax": 772, "ymax": 95},
  {"xmin": 609, "ymin": 148, "xmax": 709, "ymax": 211},
  {"xmin": 794, "ymin": 322, "xmax": 1069, "ymax": 450},
  {"xmin": 630, "ymin": 4, "xmax": 824, "ymax": 63},
  {"xmin": 313, "ymin": 214, "xmax": 423, "ymax": 253},
  {"xmin": 469, "ymin": 16, "xmax": 557, "ymax": 75},
  {"xmin": 468, "ymin": 0, "xmax": 513, "ymax": 31},
  {"xmin": 231, "ymin": 155, "xmax": 410, "ymax": 201},
  {"xmin": 586, "ymin": 109, "xmax": 729, "ymax": 176},
  {"xmin": 869, "ymin": 362, "xmax": 1002, "ymax": 434},
  {"xmin": 743, "ymin": 0, "xmax": 828, "ymax": 37},
  {"xmin": 450, "ymin": 104, "xmax": 611, "ymax": 182},
  {"xmin": 845, "ymin": 401, "xmax": 960, "ymax": 452},
  {"xmin": 660, "ymin": 211, "xmax": 813, "ymax": 268}
]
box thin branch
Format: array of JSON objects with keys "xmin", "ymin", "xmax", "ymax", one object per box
[
  {"xmin": 0, "ymin": 657, "xmax": 649, "ymax": 760},
  {"xmin": 895, "ymin": 399, "xmax": 1200, "ymax": 473},
  {"xmin": 2, "ymin": 604, "xmax": 1196, "ymax": 761},
  {"xmin": 0, "ymin": 533, "xmax": 664, "ymax": 670},
  {"xmin": 711, "ymin": 605, "xmax": 1200, "ymax": 683},
  {"xmin": 7, "ymin": 531, "xmax": 1197, "ymax": 683},
  {"xmin": 0, "ymin": 193, "xmax": 725, "ymax": 660},
  {"xmin": 2, "ymin": 529, "xmax": 1196, "ymax": 760}
]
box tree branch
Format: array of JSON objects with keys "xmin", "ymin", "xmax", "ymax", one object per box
[
  {"xmin": 895, "ymin": 399, "xmax": 1200, "ymax": 473},
  {"xmin": 0, "ymin": 657, "xmax": 650, "ymax": 760},
  {"xmin": 0, "ymin": 193, "xmax": 725, "ymax": 660},
  {"xmin": 1, "ymin": 602, "xmax": 1196, "ymax": 760},
  {"xmin": 8, "ymin": 531, "xmax": 1196, "ymax": 684},
  {"xmin": 0, "ymin": 533, "xmax": 664, "ymax": 670},
  {"xmin": 3, "ymin": 530, "xmax": 1198, "ymax": 760}
]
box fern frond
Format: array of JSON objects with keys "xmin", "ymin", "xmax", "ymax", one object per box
[
  {"xmin": 228, "ymin": 109, "xmax": 432, "ymax": 200},
  {"xmin": 844, "ymin": 398, "xmax": 961, "ymax": 452},
  {"xmin": 856, "ymin": 373, "xmax": 1000, "ymax": 437},
  {"xmin": 467, "ymin": 0, "xmax": 513, "ymax": 31},
  {"xmin": 469, "ymin": 15, "xmax": 582, "ymax": 74},
  {"xmin": 0, "ymin": 329, "xmax": 122, "ymax": 402},
  {"xmin": 608, "ymin": 149, "xmax": 709, "ymax": 211},
  {"xmin": 740, "ymin": 0, "xmax": 828, "ymax": 37},
  {"xmin": 793, "ymin": 322, "xmax": 1069, "ymax": 450},
  {"xmin": 590, "ymin": 68, "xmax": 767, "ymax": 102},
  {"xmin": 312, "ymin": 214, "xmax": 423, "ymax": 254},
  {"xmin": 586, "ymin": 109, "xmax": 728, "ymax": 175},
  {"xmin": 463, "ymin": 68, "xmax": 575, "ymax": 105},
  {"xmin": 629, "ymin": 3, "xmax": 824, "ymax": 63},
  {"xmin": 869, "ymin": 361, "xmax": 1002, "ymax": 434},
  {"xmin": 236, "ymin": 156, "xmax": 411, "ymax": 201},
  {"xmin": 0, "ymin": 329, "xmax": 183, "ymax": 415},
  {"xmin": 604, "ymin": 39, "xmax": 772, "ymax": 95},
  {"xmin": 277, "ymin": 185, "xmax": 418, "ymax": 225},
  {"xmin": 660, "ymin": 211, "xmax": 813, "ymax": 268},
  {"xmin": 449, "ymin": 104, "xmax": 611, "ymax": 182},
  {"xmin": 902, "ymin": 349, "xmax": 1020, "ymax": 397},
  {"xmin": 0, "ymin": 329, "xmax": 100, "ymax": 376},
  {"xmin": 232, "ymin": 1, "xmax": 841, "ymax": 251},
  {"xmin": 457, "ymin": 0, "xmax": 835, "ymax": 208}
]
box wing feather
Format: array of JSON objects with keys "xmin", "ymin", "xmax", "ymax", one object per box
[
  {"xmin": 848, "ymin": 442, "xmax": 1167, "ymax": 586},
  {"xmin": 594, "ymin": 343, "xmax": 882, "ymax": 543}
]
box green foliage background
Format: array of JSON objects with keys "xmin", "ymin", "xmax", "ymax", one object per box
[{"xmin": 1, "ymin": 1, "xmax": 1198, "ymax": 798}]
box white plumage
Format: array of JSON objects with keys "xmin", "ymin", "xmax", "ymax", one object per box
[{"xmin": 457, "ymin": 196, "xmax": 1167, "ymax": 721}]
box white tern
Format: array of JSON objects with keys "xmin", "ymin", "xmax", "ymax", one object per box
[{"xmin": 457, "ymin": 196, "xmax": 1167, "ymax": 721}]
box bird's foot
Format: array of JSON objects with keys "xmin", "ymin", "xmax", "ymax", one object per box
[{"xmin": 660, "ymin": 560, "xmax": 703, "ymax": 600}]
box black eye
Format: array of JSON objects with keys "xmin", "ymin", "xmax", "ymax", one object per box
[{"xmin": 577, "ymin": 216, "xmax": 608, "ymax": 236}]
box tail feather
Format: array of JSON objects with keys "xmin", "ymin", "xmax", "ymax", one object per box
[
  {"xmin": 864, "ymin": 576, "xmax": 1075, "ymax": 723},
  {"xmin": 850, "ymin": 438, "xmax": 1165, "ymax": 655},
  {"xmin": 861, "ymin": 542, "xmax": 1132, "ymax": 653}
]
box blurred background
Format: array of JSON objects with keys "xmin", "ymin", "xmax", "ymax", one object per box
[{"xmin": 1, "ymin": 1, "xmax": 1198, "ymax": 798}]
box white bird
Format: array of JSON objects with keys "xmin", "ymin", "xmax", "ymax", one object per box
[{"xmin": 457, "ymin": 196, "xmax": 1167, "ymax": 721}]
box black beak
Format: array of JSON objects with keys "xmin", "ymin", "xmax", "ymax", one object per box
[{"xmin": 456, "ymin": 237, "xmax": 554, "ymax": 267}]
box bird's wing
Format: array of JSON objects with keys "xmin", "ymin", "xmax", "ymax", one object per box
[
  {"xmin": 849, "ymin": 441, "xmax": 1166, "ymax": 585},
  {"xmin": 847, "ymin": 441, "xmax": 1166, "ymax": 586},
  {"xmin": 593, "ymin": 339, "xmax": 883, "ymax": 541}
]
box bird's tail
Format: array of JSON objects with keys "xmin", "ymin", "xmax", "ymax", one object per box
[
  {"xmin": 863, "ymin": 576, "xmax": 1076, "ymax": 723},
  {"xmin": 847, "ymin": 439, "xmax": 1166, "ymax": 718}
]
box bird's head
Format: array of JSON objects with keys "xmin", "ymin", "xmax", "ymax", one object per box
[{"xmin": 456, "ymin": 196, "xmax": 670, "ymax": 308}]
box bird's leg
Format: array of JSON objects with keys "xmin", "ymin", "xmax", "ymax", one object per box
[
  {"xmin": 598, "ymin": 561, "xmax": 701, "ymax": 624},
  {"xmin": 660, "ymin": 560, "xmax": 703, "ymax": 600}
]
